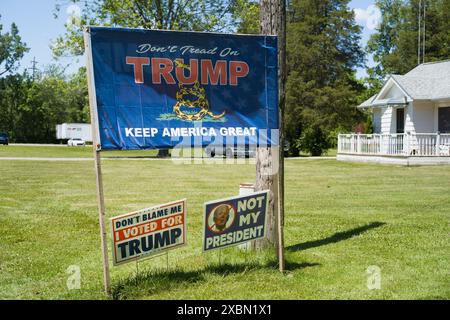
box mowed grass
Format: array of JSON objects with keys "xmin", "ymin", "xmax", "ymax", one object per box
[
  {"xmin": 0, "ymin": 145, "xmax": 337, "ymax": 158},
  {"xmin": 0, "ymin": 145, "xmax": 159, "ymax": 158},
  {"xmin": 0, "ymin": 154, "xmax": 449, "ymax": 299}
]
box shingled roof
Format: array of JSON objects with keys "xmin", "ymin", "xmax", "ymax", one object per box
[{"xmin": 359, "ymin": 60, "xmax": 450, "ymax": 108}]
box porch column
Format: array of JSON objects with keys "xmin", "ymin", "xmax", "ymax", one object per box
[
  {"xmin": 405, "ymin": 132, "xmax": 411, "ymax": 156},
  {"xmin": 436, "ymin": 132, "xmax": 441, "ymax": 156},
  {"xmin": 357, "ymin": 133, "xmax": 361, "ymax": 154}
]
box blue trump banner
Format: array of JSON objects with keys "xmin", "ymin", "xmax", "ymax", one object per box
[
  {"xmin": 86, "ymin": 27, "xmax": 278, "ymax": 150},
  {"xmin": 203, "ymin": 191, "xmax": 268, "ymax": 251}
]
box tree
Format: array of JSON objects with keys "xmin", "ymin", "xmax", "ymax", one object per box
[
  {"xmin": 366, "ymin": 0, "xmax": 404, "ymax": 78},
  {"xmin": 368, "ymin": 0, "xmax": 450, "ymax": 78},
  {"xmin": 0, "ymin": 73, "xmax": 31, "ymax": 141},
  {"xmin": 0, "ymin": 16, "xmax": 29, "ymax": 76},
  {"xmin": 231, "ymin": 0, "xmax": 260, "ymax": 34},
  {"xmin": 52, "ymin": 0, "xmax": 240, "ymax": 58},
  {"xmin": 255, "ymin": 0, "xmax": 286, "ymax": 267},
  {"xmin": 296, "ymin": 125, "xmax": 330, "ymax": 156},
  {"xmin": 285, "ymin": 0, "xmax": 366, "ymax": 155},
  {"xmin": 0, "ymin": 66, "xmax": 89, "ymax": 143},
  {"xmin": 65, "ymin": 67, "xmax": 90, "ymax": 123}
]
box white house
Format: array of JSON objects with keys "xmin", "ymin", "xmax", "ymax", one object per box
[{"xmin": 338, "ymin": 60, "xmax": 450, "ymax": 165}]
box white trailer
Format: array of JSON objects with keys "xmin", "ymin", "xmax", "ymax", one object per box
[{"xmin": 56, "ymin": 123, "xmax": 92, "ymax": 141}]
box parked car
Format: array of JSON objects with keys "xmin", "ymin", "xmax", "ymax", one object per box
[
  {"xmin": 67, "ymin": 138, "xmax": 86, "ymax": 146},
  {"xmin": 206, "ymin": 141, "xmax": 290, "ymax": 158},
  {"xmin": 205, "ymin": 144, "xmax": 256, "ymax": 158},
  {"xmin": 0, "ymin": 132, "xmax": 9, "ymax": 145}
]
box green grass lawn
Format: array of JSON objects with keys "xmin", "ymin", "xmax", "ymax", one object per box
[
  {"xmin": 0, "ymin": 154, "xmax": 449, "ymax": 299},
  {"xmin": 0, "ymin": 145, "xmax": 337, "ymax": 158},
  {"xmin": 0, "ymin": 145, "xmax": 159, "ymax": 158}
]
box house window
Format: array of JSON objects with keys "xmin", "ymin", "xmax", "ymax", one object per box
[
  {"xmin": 396, "ymin": 108, "xmax": 405, "ymax": 134},
  {"xmin": 438, "ymin": 107, "xmax": 450, "ymax": 133}
]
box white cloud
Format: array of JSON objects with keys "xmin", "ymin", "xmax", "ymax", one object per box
[{"xmin": 354, "ymin": 5, "xmax": 381, "ymax": 30}]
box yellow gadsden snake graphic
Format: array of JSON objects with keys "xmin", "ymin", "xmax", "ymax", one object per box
[{"xmin": 173, "ymin": 60, "xmax": 225, "ymax": 121}]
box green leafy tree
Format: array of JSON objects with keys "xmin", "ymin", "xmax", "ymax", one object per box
[
  {"xmin": 366, "ymin": 0, "xmax": 404, "ymax": 78},
  {"xmin": 295, "ymin": 125, "xmax": 331, "ymax": 156},
  {"xmin": 0, "ymin": 66, "xmax": 89, "ymax": 143},
  {"xmin": 0, "ymin": 73, "xmax": 31, "ymax": 140},
  {"xmin": 285, "ymin": 0, "xmax": 366, "ymax": 155},
  {"xmin": 52, "ymin": 0, "xmax": 240, "ymax": 58},
  {"xmin": 0, "ymin": 16, "xmax": 29, "ymax": 76},
  {"xmin": 65, "ymin": 67, "xmax": 90, "ymax": 123},
  {"xmin": 368, "ymin": 0, "xmax": 450, "ymax": 78},
  {"xmin": 231, "ymin": 0, "xmax": 260, "ymax": 34}
]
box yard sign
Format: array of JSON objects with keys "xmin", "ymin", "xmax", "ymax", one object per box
[
  {"xmin": 86, "ymin": 26, "xmax": 278, "ymax": 150},
  {"xmin": 110, "ymin": 199, "xmax": 186, "ymax": 265},
  {"xmin": 203, "ymin": 191, "xmax": 269, "ymax": 251}
]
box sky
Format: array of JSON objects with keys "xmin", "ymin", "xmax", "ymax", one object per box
[{"xmin": 0, "ymin": 0, "xmax": 381, "ymax": 78}]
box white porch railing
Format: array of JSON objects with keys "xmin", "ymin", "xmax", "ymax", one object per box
[{"xmin": 338, "ymin": 133, "xmax": 450, "ymax": 157}]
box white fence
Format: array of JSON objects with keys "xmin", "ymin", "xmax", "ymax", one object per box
[{"xmin": 338, "ymin": 133, "xmax": 450, "ymax": 157}]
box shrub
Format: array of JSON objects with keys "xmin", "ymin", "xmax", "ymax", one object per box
[{"xmin": 295, "ymin": 125, "xmax": 331, "ymax": 156}]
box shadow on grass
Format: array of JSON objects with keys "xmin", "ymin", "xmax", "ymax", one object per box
[
  {"xmin": 112, "ymin": 268, "xmax": 205, "ymax": 300},
  {"xmin": 111, "ymin": 258, "xmax": 319, "ymax": 300},
  {"xmin": 205, "ymin": 259, "xmax": 320, "ymax": 275},
  {"xmin": 287, "ymin": 221, "xmax": 386, "ymax": 252}
]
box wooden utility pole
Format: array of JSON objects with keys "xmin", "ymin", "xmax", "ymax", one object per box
[{"xmin": 255, "ymin": 0, "xmax": 286, "ymax": 272}]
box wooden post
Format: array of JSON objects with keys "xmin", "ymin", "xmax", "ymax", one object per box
[
  {"xmin": 93, "ymin": 150, "xmax": 111, "ymax": 295},
  {"xmin": 256, "ymin": 0, "xmax": 286, "ymax": 272},
  {"xmin": 84, "ymin": 28, "xmax": 111, "ymax": 295}
]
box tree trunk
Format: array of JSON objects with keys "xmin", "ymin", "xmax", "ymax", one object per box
[{"xmin": 254, "ymin": 0, "xmax": 286, "ymax": 253}]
